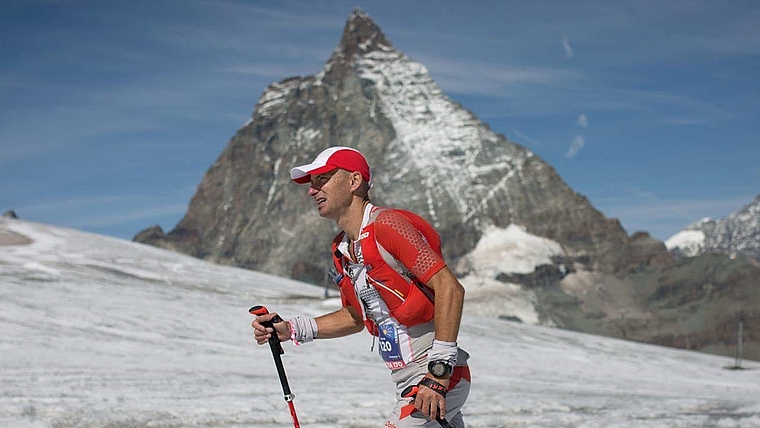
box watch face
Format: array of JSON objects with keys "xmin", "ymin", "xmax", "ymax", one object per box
[
  {"xmin": 429, "ymin": 361, "xmax": 451, "ymax": 378},
  {"xmin": 432, "ymin": 363, "xmax": 446, "ymax": 376}
]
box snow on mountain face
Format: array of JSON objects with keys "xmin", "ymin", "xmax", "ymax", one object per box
[
  {"xmin": 460, "ymin": 224, "xmax": 564, "ymax": 277},
  {"xmin": 355, "ymin": 37, "xmax": 531, "ymax": 225},
  {"xmin": 667, "ymin": 194, "xmax": 760, "ymax": 260},
  {"xmin": 455, "ymin": 225, "xmax": 565, "ymax": 324}
]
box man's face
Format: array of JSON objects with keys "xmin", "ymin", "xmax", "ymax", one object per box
[{"xmin": 307, "ymin": 169, "xmax": 352, "ymax": 219}]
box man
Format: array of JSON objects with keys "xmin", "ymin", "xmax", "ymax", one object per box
[{"xmin": 252, "ymin": 146, "xmax": 471, "ymax": 427}]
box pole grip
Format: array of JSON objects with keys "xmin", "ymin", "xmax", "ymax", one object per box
[{"xmin": 249, "ymin": 305, "xmax": 284, "ymax": 355}]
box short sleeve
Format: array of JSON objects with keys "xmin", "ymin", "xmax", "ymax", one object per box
[{"xmin": 374, "ymin": 210, "xmax": 446, "ymax": 283}]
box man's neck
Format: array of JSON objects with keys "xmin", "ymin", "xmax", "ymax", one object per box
[{"xmin": 337, "ymin": 198, "xmax": 370, "ymax": 241}]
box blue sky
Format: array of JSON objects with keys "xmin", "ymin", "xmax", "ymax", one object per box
[{"xmin": 1, "ymin": 0, "xmax": 758, "ymax": 242}]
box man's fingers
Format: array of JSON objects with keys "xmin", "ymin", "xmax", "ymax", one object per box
[
  {"xmin": 428, "ymin": 395, "xmax": 444, "ymax": 420},
  {"xmin": 428, "ymin": 400, "xmax": 438, "ymax": 420},
  {"xmin": 251, "ymin": 313, "xmax": 280, "ymax": 345},
  {"xmin": 414, "ymin": 388, "xmax": 445, "ymax": 420},
  {"xmin": 252, "ymin": 326, "xmax": 269, "ymax": 345},
  {"xmin": 436, "ymin": 398, "xmax": 446, "ymax": 420},
  {"xmin": 253, "ymin": 312, "xmax": 277, "ymax": 325}
]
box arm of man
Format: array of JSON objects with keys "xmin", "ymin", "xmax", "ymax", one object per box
[
  {"xmin": 314, "ymin": 305, "xmax": 365, "ymax": 338},
  {"xmin": 413, "ymin": 266, "xmax": 465, "ymax": 421},
  {"xmin": 252, "ymin": 305, "xmax": 364, "ymax": 344},
  {"xmin": 426, "ymin": 266, "xmax": 465, "ymax": 343}
]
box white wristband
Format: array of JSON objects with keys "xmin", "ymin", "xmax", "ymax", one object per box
[
  {"xmin": 427, "ymin": 339, "xmax": 458, "ymax": 366},
  {"xmin": 288, "ymin": 316, "xmax": 318, "ymax": 344}
]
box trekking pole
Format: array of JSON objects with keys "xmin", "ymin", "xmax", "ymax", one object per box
[
  {"xmin": 249, "ymin": 305, "xmax": 301, "ymax": 428},
  {"xmin": 401, "ymin": 385, "xmax": 453, "ymax": 428}
]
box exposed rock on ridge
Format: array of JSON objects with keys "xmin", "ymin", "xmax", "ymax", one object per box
[{"xmin": 666, "ymin": 193, "xmax": 760, "ymax": 261}]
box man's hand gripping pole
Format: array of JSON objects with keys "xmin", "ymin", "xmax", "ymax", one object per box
[
  {"xmin": 401, "ymin": 384, "xmax": 453, "ymax": 428},
  {"xmin": 249, "ymin": 305, "xmax": 300, "ymax": 428}
]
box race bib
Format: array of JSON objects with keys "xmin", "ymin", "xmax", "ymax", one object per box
[{"xmin": 379, "ymin": 322, "xmax": 406, "ymax": 369}]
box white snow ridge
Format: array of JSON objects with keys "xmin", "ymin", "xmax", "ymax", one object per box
[
  {"xmin": 2, "ymin": 217, "xmax": 760, "ymax": 427},
  {"xmin": 665, "ymin": 229, "xmax": 706, "ymax": 257}
]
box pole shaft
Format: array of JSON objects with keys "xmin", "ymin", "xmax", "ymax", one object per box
[
  {"xmin": 287, "ymin": 401, "xmax": 301, "ymax": 428},
  {"xmin": 269, "ymin": 339, "xmax": 293, "ymax": 397},
  {"xmin": 736, "ymin": 318, "xmax": 744, "ymax": 368}
]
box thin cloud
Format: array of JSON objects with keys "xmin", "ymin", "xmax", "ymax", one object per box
[
  {"xmin": 72, "ymin": 204, "xmax": 189, "ymax": 229},
  {"xmin": 16, "ymin": 195, "xmax": 190, "ymax": 230},
  {"xmin": 597, "ymin": 187, "xmax": 751, "ymax": 218},
  {"xmin": 510, "ymin": 128, "xmax": 544, "ymax": 148},
  {"xmin": 667, "ymin": 17, "xmax": 760, "ymax": 56},
  {"xmin": 426, "ymin": 58, "xmax": 729, "ymax": 121},
  {"xmin": 577, "ymin": 113, "xmax": 588, "ymax": 128},
  {"xmin": 593, "ymin": 188, "xmax": 755, "ymax": 239},
  {"xmin": 223, "ymin": 64, "xmax": 314, "ymax": 78},
  {"xmin": 566, "ymin": 135, "xmax": 585, "ymax": 158},
  {"xmin": 0, "ymin": 104, "xmax": 159, "ymax": 164},
  {"xmin": 17, "ymin": 196, "xmax": 131, "ymax": 213},
  {"xmin": 664, "ymin": 117, "xmax": 711, "ymax": 125},
  {"xmin": 415, "ymin": 53, "xmax": 583, "ymax": 97},
  {"xmin": 562, "ymin": 36, "xmax": 574, "ymax": 58}
]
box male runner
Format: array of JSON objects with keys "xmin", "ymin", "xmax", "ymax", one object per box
[{"xmin": 252, "ymin": 146, "xmax": 470, "ymax": 427}]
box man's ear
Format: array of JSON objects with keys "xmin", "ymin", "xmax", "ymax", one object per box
[{"xmin": 349, "ymin": 171, "xmax": 363, "ymax": 191}]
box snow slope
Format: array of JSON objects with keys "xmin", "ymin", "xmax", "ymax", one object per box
[{"xmin": 2, "ymin": 218, "xmax": 760, "ymax": 427}]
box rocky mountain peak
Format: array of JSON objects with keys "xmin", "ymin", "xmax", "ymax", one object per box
[
  {"xmin": 135, "ymin": 9, "xmax": 669, "ymax": 283},
  {"xmin": 333, "ymin": 8, "xmax": 393, "ymax": 62}
]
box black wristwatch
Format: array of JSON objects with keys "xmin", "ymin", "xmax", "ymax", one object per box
[{"xmin": 428, "ymin": 360, "xmax": 453, "ymax": 379}]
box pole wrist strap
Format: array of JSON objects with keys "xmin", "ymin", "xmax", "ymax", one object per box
[{"xmin": 418, "ymin": 377, "xmax": 447, "ymax": 397}]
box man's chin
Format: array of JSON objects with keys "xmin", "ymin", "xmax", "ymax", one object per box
[{"xmin": 316, "ymin": 206, "xmax": 330, "ymax": 218}]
